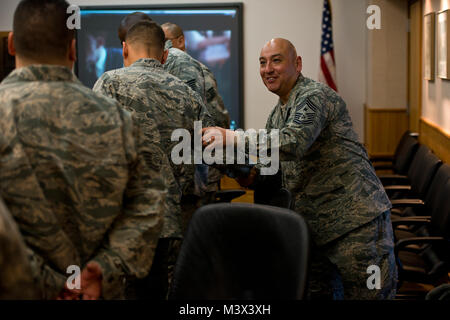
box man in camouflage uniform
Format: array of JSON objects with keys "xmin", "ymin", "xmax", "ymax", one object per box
[
  {"xmin": 162, "ymin": 22, "xmax": 231, "ymax": 203},
  {"xmin": 0, "ymin": 198, "xmax": 38, "ymax": 299},
  {"xmin": 203, "ymin": 38, "xmax": 398, "ymax": 299},
  {"xmin": 118, "ymin": 13, "xmax": 215, "ymax": 209},
  {"xmin": 161, "ymin": 22, "xmax": 230, "ymax": 129},
  {"xmin": 94, "ymin": 21, "xmax": 214, "ymax": 299},
  {"xmin": 0, "ymin": 0, "xmax": 167, "ymax": 299}
]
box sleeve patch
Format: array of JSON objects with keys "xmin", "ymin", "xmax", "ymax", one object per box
[
  {"xmin": 293, "ymin": 98, "xmax": 319, "ymax": 125},
  {"xmin": 186, "ymin": 79, "xmax": 197, "ymax": 91},
  {"xmin": 206, "ymin": 87, "xmax": 216, "ymax": 102}
]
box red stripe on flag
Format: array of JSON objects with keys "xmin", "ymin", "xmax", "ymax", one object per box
[{"xmin": 320, "ymin": 55, "xmax": 337, "ymax": 91}]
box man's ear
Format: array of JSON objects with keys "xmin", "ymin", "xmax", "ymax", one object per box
[
  {"xmin": 161, "ymin": 49, "xmax": 169, "ymax": 64},
  {"xmin": 296, "ymin": 56, "xmax": 302, "ymax": 74},
  {"xmin": 8, "ymin": 32, "xmax": 16, "ymax": 56},
  {"xmin": 122, "ymin": 41, "xmax": 128, "ymax": 59},
  {"xmin": 68, "ymin": 38, "xmax": 76, "ymax": 62},
  {"xmin": 178, "ymin": 35, "xmax": 186, "ymax": 51}
]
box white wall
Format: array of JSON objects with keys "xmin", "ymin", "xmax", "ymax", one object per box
[
  {"xmin": 1, "ymin": 0, "xmax": 367, "ymax": 140},
  {"xmin": 423, "ymin": 0, "xmax": 450, "ymax": 134},
  {"xmin": 366, "ymin": 0, "xmax": 408, "ymax": 110}
]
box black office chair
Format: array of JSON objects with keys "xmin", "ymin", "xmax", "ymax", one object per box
[
  {"xmin": 169, "ymin": 203, "xmax": 310, "ymax": 300},
  {"xmin": 371, "ymin": 131, "xmax": 419, "ymax": 175},
  {"xmin": 393, "ymin": 178, "xmax": 450, "ymax": 287},
  {"xmin": 381, "ymin": 145, "xmax": 442, "ymax": 200},
  {"xmin": 254, "ymin": 188, "xmax": 293, "ymax": 209},
  {"xmin": 390, "ymin": 163, "xmax": 450, "ymax": 222}
]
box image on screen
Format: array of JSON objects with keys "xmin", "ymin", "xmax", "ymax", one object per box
[{"xmin": 76, "ymin": 5, "xmax": 243, "ymax": 128}]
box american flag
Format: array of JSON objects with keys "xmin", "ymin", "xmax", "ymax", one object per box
[{"xmin": 318, "ymin": 0, "xmax": 337, "ymax": 91}]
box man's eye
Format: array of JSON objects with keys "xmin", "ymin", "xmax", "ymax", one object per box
[{"xmin": 260, "ymin": 61, "xmax": 266, "ymax": 65}]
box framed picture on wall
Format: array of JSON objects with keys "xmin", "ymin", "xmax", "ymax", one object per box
[
  {"xmin": 437, "ymin": 9, "xmax": 450, "ymax": 79},
  {"xmin": 424, "ymin": 13, "xmax": 435, "ymax": 80}
]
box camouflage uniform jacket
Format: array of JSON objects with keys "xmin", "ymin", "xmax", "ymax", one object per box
[
  {"xmin": 200, "ymin": 62, "xmax": 230, "ymax": 129},
  {"xmin": 0, "ymin": 198, "xmax": 38, "ymax": 299},
  {"xmin": 0, "ymin": 65, "xmax": 166, "ymax": 299},
  {"xmin": 258, "ymin": 74, "xmax": 391, "ymax": 246},
  {"xmin": 93, "ymin": 58, "xmax": 214, "ymax": 237},
  {"xmin": 199, "ymin": 62, "xmax": 230, "ymax": 192},
  {"xmin": 164, "ymin": 40, "xmax": 206, "ymax": 104}
]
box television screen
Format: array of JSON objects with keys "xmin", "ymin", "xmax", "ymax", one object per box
[{"xmin": 76, "ymin": 4, "xmax": 243, "ymax": 128}]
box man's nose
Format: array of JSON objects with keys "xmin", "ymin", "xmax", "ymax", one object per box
[{"xmin": 264, "ymin": 62, "xmax": 274, "ymax": 74}]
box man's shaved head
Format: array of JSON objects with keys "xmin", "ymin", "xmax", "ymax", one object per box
[
  {"xmin": 125, "ymin": 21, "xmax": 165, "ymax": 55},
  {"xmin": 12, "ymin": 0, "xmax": 75, "ymax": 61},
  {"xmin": 259, "ymin": 38, "xmax": 302, "ymax": 103},
  {"xmin": 161, "ymin": 22, "xmax": 184, "ymax": 38},
  {"xmin": 261, "ymin": 38, "xmax": 298, "ymax": 62},
  {"xmin": 118, "ymin": 12, "xmax": 152, "ymax": 44},
  {"xmin": 161, "ymin": 22, "xmax": 186, "ymax": 51}
]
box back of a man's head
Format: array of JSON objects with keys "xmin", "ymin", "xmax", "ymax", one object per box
[
  {"xmin": 125, "ymin": 21, "xmax": 165, "ymax": 56},
  {"xmin": 13, "ymin": 0, "xmax": 74, "ymax": 62},
  {"xmin": 118, "ymin": 12, "xmax": 152, "ymax": 44},
  {"xmin": 161, "ymin": 22, "xmax": 184, "ymax": 38}
]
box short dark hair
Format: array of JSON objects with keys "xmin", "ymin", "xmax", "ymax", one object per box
[
  {"xmin": 118, "ymin": 12, "xmax": 152, "ymax": 44},
  {"xmin": 161, "ymin": 22, "xmax": 184, "ymax": 38},
  {"xmin": 13, "ymin": 0, "xmax": 75, "ymax": 60},
  {"xmin": 125, "ymin": 21, "xmax": 165, "ymax": 54}
]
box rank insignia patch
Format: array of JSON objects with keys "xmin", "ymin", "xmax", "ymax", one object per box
[{"xmin": 293, "ymin": 98, "xmax": 319, "ymax": 125}]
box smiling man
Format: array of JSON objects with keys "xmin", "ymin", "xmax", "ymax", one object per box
[{"xmin": 203, "ymin": 38, "xmax": 397, "ymax": 299}]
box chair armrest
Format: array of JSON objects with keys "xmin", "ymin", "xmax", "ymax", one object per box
[
  {"xmin": 395, "ymin": 237, "xmax": 449, "ymax": 258},
  {"xmin": 214, "ymin": 190, "xmax": 246, "ymax": 203},
  {"xmin": 392, "ymin": 217, "xmax": 431, "ymax": 229},
  {"xmin": 390, "ymin": 199, "xmax": 425, "ymax": 209},
  {"xmin": 385, "ymin": 185, "xmax": 411, "ymax": 191}
]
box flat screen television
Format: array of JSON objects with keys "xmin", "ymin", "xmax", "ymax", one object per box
[{"xmin": 75, "ymin": 3, "xmax": 243, "ymax": 128}]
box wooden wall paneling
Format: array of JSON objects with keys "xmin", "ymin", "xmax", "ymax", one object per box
[
  {"xmin": 420, "ymin": 117, "xmax": 450, "ymax": 163},
  {"xmin": 364, "ymin": 106, "xmax": 409, "ymax": 157}
]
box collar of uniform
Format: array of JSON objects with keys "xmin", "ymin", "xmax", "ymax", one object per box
[
  {"xmin": 275, "ymin": 73, "xmax": 306, "ymax": 109},
  {"xmin": 131, "ymin": 58, "xmax": 163, "ymax": 70},
  {"xmin": 2, "ymin": 64, "xmax": 78, "ymax": 84},
  {"xmin": 165, "ymin": 39, "xmax": 173, "ymax": 50}
]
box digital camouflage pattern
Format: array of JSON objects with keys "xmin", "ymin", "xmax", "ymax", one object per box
[
  {"xmin": 93, "ymin": 58, "xmax": 214, "ymax": 238},
  {"xmin": 0, "ymin": 65, "xmax": 166, "ymax": 299},
  {"xmin": 308, "ymin": 210, "xmax": 397, "ymax": 299},
  {"xmin": 0, "ymin": 198, "xmax": 38, "ymax": 299},
  {"xmin": 255, "ymin": 74, "xmax": 392, "ymax": 246},
  {"xmin": 201, "ymin": 62, "xmax": 230, "ymax": 129},
  {"xmin": 200, "ymin": 62, "xmax": 230, "ymax": 195},
  {"xmin": 164, "ymin": 40, "xmax": 206, "ymax": 104},
  {"xmin": 250, "ymin": 74, "xmax": 396, "ymax": 298}
]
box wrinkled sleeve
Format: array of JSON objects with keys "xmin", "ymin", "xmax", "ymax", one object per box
[
  {"xmin": 248, "ymin": 91, "xmax": 330, "ymax": 162},
  {"xmin": 93, "ymin": 73, "xmax": 116, "ymax": 98},
  {"xmin": 90, "ymin": 108, "xmax": 165, "ymax": 300},
  {"xmin": 190, "ymin": 89, "xmax": 215, "ymax": 127},
  {"xmin": 0, "ymin": 198, "xmax": 39, "ymax": 299},
  {"xmin": 0, "ymin": 108, "xmax": 81, "ymax": 299}
]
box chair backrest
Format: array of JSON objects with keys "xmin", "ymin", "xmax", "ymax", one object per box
[
  {"xmin": 254, "ymin": 188, "xmax": 293, "ymax": 209},
  {"xmin": 169, "ymin": 203, "xmax": 310, "ymax": 300},
  {"xmin": 430, "ymin": 177, "xmax": 450, "ymax": 238},
  {"xmin": 393, "ymin": 133, "xmax": 419, "ymax": 174},
  {"xmin": 425, "ymin": 163, "xmax": 450, "ymax": 210},
  {"xmin": 407, "ymin": 145, "xmax": 442, "ymax": 196}
]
